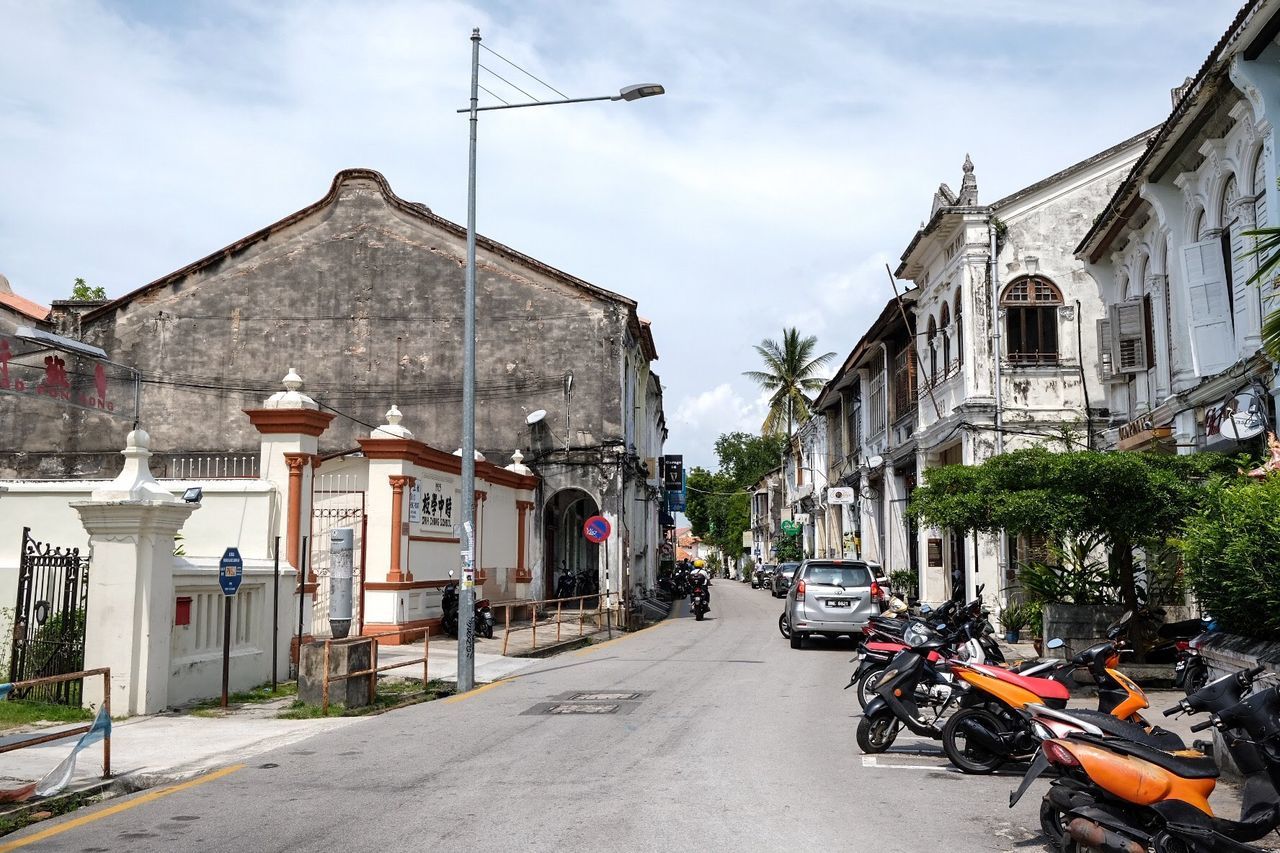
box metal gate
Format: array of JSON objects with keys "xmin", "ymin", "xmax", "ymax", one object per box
[
  {"xmin": 10, "ymin": 527, "xmax": 90, "ymax": 704},
  {"xmin": 310, "ymin": 474, "xmax": 366, "ymax": 638}
]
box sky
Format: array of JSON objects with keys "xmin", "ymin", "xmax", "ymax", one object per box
[{"xmin": 0, "ymin": 0, "xmax": 1244, "ymax": 468}]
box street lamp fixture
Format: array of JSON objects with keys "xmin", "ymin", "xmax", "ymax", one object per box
[{"xmin": 455, "ymin": 28, "xmax": 663, "ymax": 693}]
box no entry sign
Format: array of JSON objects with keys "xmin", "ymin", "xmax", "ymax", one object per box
[{"xmin": 582, "ymin": 515, "xmax": 612, "ymax": 543}]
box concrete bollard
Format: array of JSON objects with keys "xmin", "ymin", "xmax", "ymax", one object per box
[{"xmin": 330, "ymin": 528, "xmax": 353, "ymax": 639}]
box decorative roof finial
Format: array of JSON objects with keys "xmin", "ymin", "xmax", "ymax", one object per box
[
  {"xmin": 372, "ymin": 404, "xmax": 413, "ymax": 438},
  {"xmin": 264, "ymin": 369, "xmax": 318, "ymax": 411},
  {"xmin": 963, "ymin": 153, "xmax": 974, "ymax": 175},
  {"xmin": 957, "ymin": 154, "xmax": 979, "ymax": 205}
]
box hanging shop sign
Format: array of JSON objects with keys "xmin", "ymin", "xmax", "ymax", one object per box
[
  {"xmin": 1205, "ymin": 390, "xmax": 1267, "ymax": 446},
  {"xmin": 1116, "ymin": 415, "xmax": 1173, "ymax": 451}
]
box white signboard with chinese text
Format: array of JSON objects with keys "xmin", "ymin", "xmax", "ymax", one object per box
[{"xmin": 408, "ymin": 478, "xmax": 458, "ymax": 536}]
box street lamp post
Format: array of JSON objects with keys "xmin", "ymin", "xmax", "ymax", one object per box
[{"xmin": 456, "ymin": 28, "xmax": 662, "ymax": 692}]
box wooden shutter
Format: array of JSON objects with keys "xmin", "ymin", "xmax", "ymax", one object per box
[
  {"xmin": 1111, "ymin": 299, "xmax": 1149, "ymax": 373},
  {"xmin": 1096, "ymin": 317, "xmax": 1115, "ymax": 381},
  {"xmin": 1182, "ymin": 240, "xmax": 1235, "ymax": 376},
  {"xmin": 1230, "ymin": 214, "xmax": 1251, "ymax": 333}
]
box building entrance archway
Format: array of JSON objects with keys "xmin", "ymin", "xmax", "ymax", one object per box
[{"xmin": 543, "ymin": 489, "xmax": 600, "ymax": 599}]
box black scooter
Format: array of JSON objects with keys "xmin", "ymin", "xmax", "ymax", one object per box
[
  {"xmin": 440, "ymin": 571, "xmax": 495, "ymax": 639},
  {"xmin": 691, "ymin": 581, "xmax": 709, "ymax": 621}
]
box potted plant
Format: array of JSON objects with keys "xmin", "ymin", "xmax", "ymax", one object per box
[
  {"xmin": 997, "ymin": 603, "xmax": 1028, "ymax": 644},
  {"xmin": 1028, "ymin": 605, "xmax": 1045, "ymax": 655}
]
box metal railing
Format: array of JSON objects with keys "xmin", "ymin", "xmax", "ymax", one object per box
[
  {"xmin": 0, "ymin": 668, "xmax": 111, "ymax": 779},
  {"xmin": 496, "ymin": 593, "xmax": 608, "ymax": 655},
  {"xmin": 318, "ymin": 631, "xmax": 429, "ymax": 714},
  {"xmin": 161, "ymin": 453, "xmax": 259, "ymax": 479}
]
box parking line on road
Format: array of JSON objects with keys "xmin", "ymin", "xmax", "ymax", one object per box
[
  {"xmin": 860, "ymin": 756, "xmax": 942, "ymax": 770},
  {"xmin": 442, "ymin": 679, "xmax": 509, "ymax": 704},
  {"xmin": 0, "ymin": 763, "xmax": 246, "ymax": 852}
]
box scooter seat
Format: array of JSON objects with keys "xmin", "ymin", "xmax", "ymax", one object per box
[
  {"xmin": 1067, "ymin": 709, "xmax": 1186, "ymax": 751},
  {"xmin": 967, "ymin": 662, "xmax": 1071, "ymax": 702},
  {"xmin": 1073, "ymin": 734, "xmax": 1218, "ymax": 778}
]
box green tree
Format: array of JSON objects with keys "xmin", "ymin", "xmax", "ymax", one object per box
[
  {"xmin": 1180, "ymin": 474, "xmax": 1280, "ymax": 639},
  {"xmin": 70, "ymin": 277, "xmax": 106, "ymax": 300},
  {"xmin": 685, "ymin": 432, "xmax": 788, "ymax": 561},
  {"xmin": 908, "ymin": 449, "xmax": 1233, "ymax": 616},
  {"xmin": 743, "ymin": 328, "xmax": 835, "ymax": 440}
]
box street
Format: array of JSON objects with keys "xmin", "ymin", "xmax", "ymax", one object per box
[{"xmin": 5, "ymin": 582, "xmax": 1060, "ymax": 853}]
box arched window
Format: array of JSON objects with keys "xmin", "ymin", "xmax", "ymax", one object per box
[
  {"xmin": 927, "ymin": 316, "xmax": 938, "ymax": 386},
  {"xmin": 954, "ymin": 290, "xmax": 964, "ymax": 367},
  {"xmin": 1191, "ymin": 208, "xmax": 1206, "ymax": 241},
  {"xmin": 1001, "ymin": 276, "xmax": 1062, "ymax": 364},
  {"xmin": 1255, "ymin": 148, "xmax": 1269, "ymax": 230},
  {"xmin": 939, "ymin": 303, "xmax": 951, "ymax": 373}
]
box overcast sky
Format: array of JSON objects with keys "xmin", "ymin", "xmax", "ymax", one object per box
[{"xmin": 0, "ymin": 0, "xmax": 1242, "ymax": 468}]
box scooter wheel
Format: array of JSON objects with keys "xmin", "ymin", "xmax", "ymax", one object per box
[
  {"xmin": 1039, "ymin": 797, "xmax": 1067, "ymax": 847},
  {"xmin": 695, "ymin": 610, "xmax": 704, "ymax": 621},
  {"xmin": 778, "ymin": 613, "xmax": 791, "ymax": 639},
  {"xmin": 482, "ymin": 622, "xmax": 494, "ymax": 640},
  {"xmin": 857, "ymin": 667, "xmax": 885, "ymax": 711},
  {"xmin": 942, "ymin": 707, "xmax": 1008, "ymax": 774},
  {"xmin": 1184, "ymin": 662, "xmax": 1210, "ymax": 696},
  {"xmin": 856, "ymin": 711, "xmax": 899, "ymax": 754}
]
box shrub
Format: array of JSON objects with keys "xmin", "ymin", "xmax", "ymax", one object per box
[
  {"xmin": 889, "ymin": 569, "xmax": 917, "ymax": 598},
  {"xmin": 1180, "ymin": 475, "xmax": 1280, "ymax": 640}
]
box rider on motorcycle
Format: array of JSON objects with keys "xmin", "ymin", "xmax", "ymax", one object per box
[{"xmin": 691, "ymin": 560, "xmax": 711, "ymax": 611}]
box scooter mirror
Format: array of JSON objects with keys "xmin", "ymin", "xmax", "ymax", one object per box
[{"xmin": 1047, "ymin": 638, "xmax": 1065, "ymax": 649}]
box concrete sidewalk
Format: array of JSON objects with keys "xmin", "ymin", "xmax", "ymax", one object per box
[{"xmin": 0, "ymin": 628, "xmax": 600, "ymax": 798}]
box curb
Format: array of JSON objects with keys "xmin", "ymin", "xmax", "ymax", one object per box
[{"xmin": 511, "ymin": 636, "xmax": 593, "ymax": 658}]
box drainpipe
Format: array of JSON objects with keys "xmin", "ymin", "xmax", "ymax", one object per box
[
  {"xmin": 879, "ymin": 342, "xmax": 892, "ymax": 571},
  {"xmin": 1076, "ymin": 299, "xmax": 1094, "ymax": 449},
  {"xmin": 989, "ymin": 220, "xmax": 1005, "ymax": 455}
]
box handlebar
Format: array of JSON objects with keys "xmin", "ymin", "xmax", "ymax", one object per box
[
  {"xmin": 1163, "ymin": 703, "xmax": 1183, "ymax": 718},
  {"xmin": 1248, "ymin": 665, "xmax": 1267, "ymax": 681},
  {"xmin": 1190, "ymin": 719, "xmax": 1214, "ymax": 733}
]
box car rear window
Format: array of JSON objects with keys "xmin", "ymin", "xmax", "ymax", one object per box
[
  {"xmin": 802, "ymin": 563, "xmax": 871, "ymax": 587},
  {"xmin": 779, "ymin": 563, "xmax": 800, "ymax": 576}
]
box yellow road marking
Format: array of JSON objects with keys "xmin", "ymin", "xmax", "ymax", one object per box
[
  {"xmin": 442, "ymin": 679, "xmax": 508, "ymax": 704},
  {"xmin": 0, "ymin": 763, "xmax": 246, "ymax": 852},
  {"xmin": 573, "ymin": 616, "xmax": 678, "ymax": 656}
]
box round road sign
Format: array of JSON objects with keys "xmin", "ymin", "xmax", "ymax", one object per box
[{"xmin": 583, "ymin": 515, "xmax": 612, "ymax": 543}]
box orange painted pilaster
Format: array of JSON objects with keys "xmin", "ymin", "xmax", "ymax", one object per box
[
  {"xmin": 388, "ymin": 475, "xmax": 414, "ymax": 582},
  {"xmin": 516, "ymin": 500, "xmax": 535, "ymax": 581},
  {"xmin": 284, "ymin": 453, "xmax": 310, "ymax": 572}
]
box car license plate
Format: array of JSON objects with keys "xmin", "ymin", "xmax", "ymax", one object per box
[{"xmin": 827, "ymin": 599, "xmax": 851, "ymax": 608}]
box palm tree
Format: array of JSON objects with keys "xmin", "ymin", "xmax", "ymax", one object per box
[
  {"xmin": 743, "ymin": 328, "xmax": 836, "ymax": 439},
  {"xmin": 1244, "ymin": 227, "xmax": 1280, "ymax": 360}
]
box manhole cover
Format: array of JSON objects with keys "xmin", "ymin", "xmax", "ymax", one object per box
[
  {"xmin": 570, "ymin": 692, "xmax": 640, "ymax": 701},
  {"xmin": 548, "ymin": 703, "xmax": 619, "ymax": 714}
]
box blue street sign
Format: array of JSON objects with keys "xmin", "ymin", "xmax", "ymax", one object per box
[{"xmin": 219, "ymin": 547, "xmax": 244, "ymax": 597}]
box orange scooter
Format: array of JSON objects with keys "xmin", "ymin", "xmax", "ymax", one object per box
[
  {"xmin": 1038, "ymin": 666, "xmax": 1280, "ymax": 852},
  {"xmin": 941, "ymin": 630, "xmax": 1181, "ymax": 774}
]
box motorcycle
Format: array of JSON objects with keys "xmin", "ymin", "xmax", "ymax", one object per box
[
  {"xmin": 1040, "ymin": 665, "xmax": 1280, "ymax": 852},
  {"xmin": 691, "ymin": 581, "xmax": 709, "ymax": 621},
  {"xmin": 1167, "ymin": 617, "xmax": 1216, "ymax": 695},
  {"xmin": 440, "ymin": 571, "xmax": 496, "ymax": 639},
  {"xmin": 942, "ymin": 611, "xmax": 1179, "ymax": 775}
]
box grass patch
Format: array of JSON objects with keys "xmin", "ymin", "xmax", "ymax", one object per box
[
  {"xmin": 277, "ymin": 678, "xmax": 454, "ymax": 719},
  {"xmin": 188, "ymin": 681, "xmax": 298, "ymax": 712},
  {"xmin": 0, "ymin": 700, "xmax": 94, "ymax": 731},
  {"xmin": 0, "ymin": 789, "xmax": 104, "ymax": 838}
]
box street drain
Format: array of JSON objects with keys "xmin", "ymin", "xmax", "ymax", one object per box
[{"xmin": 548, "ymin": 703, "xmax": 619, "ymax": 715}]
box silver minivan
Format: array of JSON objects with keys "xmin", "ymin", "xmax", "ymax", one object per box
[{"xmin": 785, "ymin": 559, "xmax": 877, "ymax": 649}]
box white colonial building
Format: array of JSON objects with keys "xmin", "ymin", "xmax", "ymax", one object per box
[{"xmin": 1078, "ymin": 1, "xmax": 1280, "ymax": 453}]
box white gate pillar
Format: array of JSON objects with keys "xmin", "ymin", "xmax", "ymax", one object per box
[{"xmin": 73, "ymin": 429, "xmax": 196, "ymax": 715}]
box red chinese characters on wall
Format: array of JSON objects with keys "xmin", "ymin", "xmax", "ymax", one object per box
[{"xmin": 0, "ymin": 335, "xmax": 117, "ymax": 413}]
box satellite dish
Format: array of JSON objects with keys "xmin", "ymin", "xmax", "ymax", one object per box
[
  {"xmin": 1220, "ymin": 393, "xmax": 1266, "ymax": 442},
  {"xmin": 526, "ymin": 409, "xmax": 547, "ymax": 425}
]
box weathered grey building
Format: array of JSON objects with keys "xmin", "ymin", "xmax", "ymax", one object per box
[{"xmin": 0, "ymin": 169, "xmax": 666, "ymax": 597}]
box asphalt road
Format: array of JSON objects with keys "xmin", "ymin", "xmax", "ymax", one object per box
[{"xmin": 6, "ymin": 582, "xmax": 1102, "ymax": 852}]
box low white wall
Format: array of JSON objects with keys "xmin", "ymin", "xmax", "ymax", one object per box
[{"xmin": 170, "ymin": 557, "xmax": 296, "ymax": 707}]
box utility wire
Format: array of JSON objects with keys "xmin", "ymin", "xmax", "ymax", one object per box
[
  {"xmin": 478, "ymin": 63, "xmax": 537, "ymax": 102},
  {"xmin": 479, "ymin": 42, "xmax": 568, "ymax": 99},
  {"xmin": 476, "ymin": 84, "xmax": 510, "ymax": 106}
]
